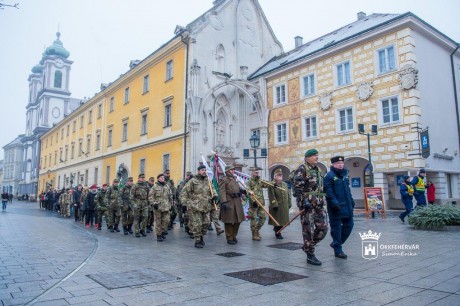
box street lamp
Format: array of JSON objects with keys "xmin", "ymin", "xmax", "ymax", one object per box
[
  {"xmin": 358, "ymin": 124, "xmax": 378, "ymax": 187},
  {"xmin": 249, "ymin": 131, "xmax": 261, "ymax": 168}
]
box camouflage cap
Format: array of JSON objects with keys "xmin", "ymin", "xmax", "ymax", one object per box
[
  {"xmin": 127, "ymin": 177, "xmax": 134, "ymax": 181},
  {"xmin": 274, "ymin": 168, "xmax": 283, "ymax": 176},
  {"xmin": 149, "ymin": 177, "xmax": 155, "ymax": 181},
  {"xmin": 225, "ymin": 165, "xmax": 235, "ymax": 172},
  {"xmin": 113, "ymin": 178, "xmax": 119, "ymax": 183},
  {"xmin": 138, "ymin": 174, "xmax": 145, "ymax": 179}
]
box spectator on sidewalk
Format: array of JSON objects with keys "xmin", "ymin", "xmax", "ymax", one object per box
[
  {"xmin": 399, "ymin": 176, "xmax": 414, "ymax": 223},
  {"xmin": 2, "ymin": 191, "xmax": 8, "ymax": 210},
  {"xmin": 427, "ymin": 181, "xmax": 436, "ymax": 204}
]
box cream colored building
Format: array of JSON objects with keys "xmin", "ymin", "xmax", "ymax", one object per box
[{"xmin": 250, "ymin": 12, "xmax": 460, "ymax": 208}]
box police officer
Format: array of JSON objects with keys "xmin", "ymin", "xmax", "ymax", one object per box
[
  {"xmin": 149, "ymin": 173, "xmax": 173, "ymax": 242},
  {"xmin": 246, "ymin": 167, "xmax": 269, "ymax": 241},
  {"xmin": 146, "ymin": 177, "xmax": 156, "ymax": 233},
  {"xmin": 130, "ymin": 174, "xmax": 149, "ymax": 237},
  {"xmin": 95, "ymin": 184, "xmax": 108, "ymax": 230},
  {"xmin": 293, "ymin": 149, "xmax": 328, "ymax": 265},
  {"xmin": 119, "ymin": 177, "xmax": 134, "ymax": 235},
  {"xmin": 411, "ymin": 169, "xmax": 427, "ymax": 207},
  {"xmin": 324, "ymin": 155, "xmax": 355, "ymax": 259},
  {"xmin": 399, "ymin": 176, "xmax": 414, "ymax": 222},
  {"xmin": 106, "ymin": 179, "xmax": 121, "ymax": 232}
]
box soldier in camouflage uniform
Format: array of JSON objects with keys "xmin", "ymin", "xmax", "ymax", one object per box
[
  {"xmin": 176, "ymin": 172, "xmax": 194, "ymax": 237},
  {"xmin": 164, "ymin": 169, "xmax": 176, "ymax": 230},
  {"xmin": 119, "ymin": 177, "xmax": 134, "ymax": 235},
  {"xmin": 130, "ymin": 174, "xmax": 149, "ymax": 237},
  {"xmin": 95, "ymin": 184, "xmax": 108, "ymax": 230},
  {"xmin": 293, "ymin": 148, "xmax": 328, "ymax": 266},
  {"xmin": 179, "ymin": 165, "xmax": 215, "ymax": 248},
  {"xmin": 149, "ymin": 173, "xmax": 173, "ymax": 242},
  {"xmin": 105, "ymin": 179, "xmax": 121, "ymax": 233},
  {"xmin": 176, "ymin": 172, "xmax": 192, "ymax": 228},
  {"xmin": 146, "ymin": 177, "xmax": 155, "ymax": 233},
  {"xmin": 59, "ymin": 188, "xmax": 72, "ymax": 217},
  {"xmin": 246, "ymin": 167, "xmax": 270, "ymax": 241}
]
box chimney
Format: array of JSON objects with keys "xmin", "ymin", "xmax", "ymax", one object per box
[
  {"xmin": 357, "ymin": 12, "xmax": 366, "ymax": 20},
  {"xmin": 294, "ymin": 36, "xmax": 303, "ymax": 48}
]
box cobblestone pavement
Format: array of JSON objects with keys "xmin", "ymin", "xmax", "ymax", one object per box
[{"xmin": 1, "ymin": 201, "xmax": 459, "ymax": 305}]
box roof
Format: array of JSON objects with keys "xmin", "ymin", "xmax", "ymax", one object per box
[
  {"xmin": 248, "ymin": 12, "xmax": 458, "ymax": 80},
  {"xmin": 3, "ymin": 134, "xmax": 25, "ymax": 150}
]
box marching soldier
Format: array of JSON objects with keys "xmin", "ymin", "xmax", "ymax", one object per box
[
  {"xmin": 106, "ymin": 179, "xmax": 121, "ymax": 233},
  {"xmin": 176, "ymin": 172, "xmax": 192, "ymax": 228},
  {"xmin": 246, "ymin": 167, "xmax": 269, "ymax": 241},
  {"xmin": 149, "ymin": 173, "xmax": 173, "ymax": 242},
  {"xmin": 293, "ymin": 149, "xmax": 328, "ymax": 266},
  {"xmin": 268, "ymin": 168, "xmax": 291, "ymax": 239},
  {"xmin": 176, "ymin": 172, "xmax": 194, "ymax": 237},
  {"xmin": 146, "ymin": 177, "xmax": 155, "ymax": 233},
  {"xmin": 130, "ymin": 174, "xmax": 149, "ymax": 237},
  {"xmin": 164, "ymin": 169, "xmax": 177, "ymax": 230},
  {"xmin": 119, "ymin": 177, "xmax": 134, "ymax": 235},
  {"xmin": 95, "ymin": 184, "xmax": 108, "ymax": 230}
]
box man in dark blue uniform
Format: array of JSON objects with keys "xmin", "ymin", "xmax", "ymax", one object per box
[{"xmin": 324, "ymin": 155, "xmax": 355, "ymax": 259}]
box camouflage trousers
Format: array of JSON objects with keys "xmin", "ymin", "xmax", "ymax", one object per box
[
  {"xmin": 169, "ymin": 204, "xmax": 177, "ymax": 223},
  {"xmin": 210, "ymin": 208, "xmax": 222, "ymax": 231},
  {"xmin": 147, "ymin": 210, "xmax": 154, "ymax": 228},
  {"xmin": 189, "ymin": 210, "xmax": 210, "ymax": 242},
  {"xmin": 183, "ymin": 208, "xmax": 191, "ymax": 233},
  {"xmin": 154, "ymin": 210, "xmax": 170, "ymax": 236},
  {"xmin": 60, "ymin": 203, "xmax": 70, "ymax": 217},
  {"xmin": 96, "ymin": 208, "xmax": 107, "ymax": 226},
  {"xmin": 133, "ymin": 204, "xmax": 148, "ymax": 234},
  {"xmin": 107, "ymin": 205, "xmax": 121, "ymax": 227},
  {"xmin": 121, "ymin": 205, "xmax": 134, "ymax": 227},
  {"xmin": 178, "ymin": 205, "xmax": 184, "ymax": 225},
  {"xmin": 300, "ymin": 206, "xmax": 328, "ymax": 255},
  {"xmin": 248, "ymin": 205, "xmax": 266, "ymax": 231}
]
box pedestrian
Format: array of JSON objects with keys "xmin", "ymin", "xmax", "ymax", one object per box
[
  {"xmin": 268, "ymin": 168, "xmax": 291, "ymax": 239},
  {"xmin": 292, "ymin": 149, "xmax": 328, "ymax": 266},
  {"xmin": 79, "ymin": 188, "xmax": 89, "ymax": 223},
  {"xmin": 84, "ymin": 185, "xmax": 98, "ymax": 228},
  {"xmin": 106, "ymin": 179, "xmax": 121, "ymax": 232},
  {"xmin": 146, "ymin": 177, "xmax": 156, "ymax": 233},
  {"xmin": 95, "ymin": 184, "xmax": 108, "ymax": 230},
  {"xmin": 59, "ymin": 188, "xmax": 72, "ymax": 217},
  {"xmin": 179, "ymin": 165, "xmax": 216, "ymax": 248},
  {"xmin": 130, "ymin": 174, "xmax": 149, "ymax": 237},
  {"xmin": 2, "ymin": 191, "xmax": 8, "ymax": 210},
  {"xmin": 411, "ymin": 169, "xmax": 427, "ymax": 207},
  {"xmin": 399, "ymin": 176, "xmax": 414, "ymax": 223},
  {"xmin": 73, "ymin": 185, "xmax": 83, "ymax": 222},
  {"xmin": 324, "ymin": 156, "xmax": 355, "ymax": 259},
  {"xmin": 164, "ymin": 169, "xmax": 177, "ymax": 230},
  {"xmin": 149, "ymin": 173, "xmax": 173, "ymax": 242},
  {"xmin": 427, "ymin": 181, "xmax": 436, "ymax": 204},
  {"xmin": 246, "ymin": 167, "xmax": 269, "ymax": 241},
  {"xmin": 8, "ymin": 193, "xmax": 13, "ymax": 204},
  {"xmin": 118, "ymin": 177, "xmax": 134, "ymax": 235},
  {"xmin": 218, "ymin": 165, "xmax": 246, "ymax": 245}
]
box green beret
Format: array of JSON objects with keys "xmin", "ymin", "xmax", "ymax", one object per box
[
  {"xmin": 305, "ymin": 149, "xmax": 319, "ymax": 157},
  {"xmin": 149, "ymin": 177, "xmax": 155, "ymax": 181},
  {"xmin": 138, "ymin": 174, "xmax": 145, "ymax": 178}
]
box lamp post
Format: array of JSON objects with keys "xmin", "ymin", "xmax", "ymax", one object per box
[
  {"xmin": 249, "ymin": 131, "xmax": 261, "ymax": 168},
  {"xmin": 358, "ymin": 124, "xmax": 378, "ymax": 218}
]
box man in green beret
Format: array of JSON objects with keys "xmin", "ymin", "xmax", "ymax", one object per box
[
  {"xmin": 129, "ymin": 174, "xmax": 149, "ymax": 237},
  {"xmin": 292, "ymin": 148, "xmax": 328, "ymax": 266}
]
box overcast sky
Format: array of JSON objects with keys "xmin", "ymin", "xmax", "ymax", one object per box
[{"xmin": 1, "ymin": 0, "xmax": 459, "ymax": 160}]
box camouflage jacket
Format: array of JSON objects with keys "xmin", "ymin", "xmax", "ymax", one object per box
[
  {"xmin": 175, "ymin": 179, "xmax": 190, "ymax": 206},
  {"xmin": 293, "ymin": 162, "xmax": 324, "ymax": 207},
  {"xmin": 165, "ymin": 178, "xmax": 176, "ymax": 200},
  {"xmin": 59, "ymin": 193, "xmax": 72, "ymax": 205},
  {"xmin": 104, "ymin": 186, "xmax": 119, "ymax": 209},
  {"xmin": 179, "ymin": 175, "xmax": 212, "ymax": 212},
  {"xmin": 246, "ymin": 177, "xmax": 269, "ymax": 205},
  {"xmin": 129, "ymin": 181, "xmax": 149, "ymax": 209},
  {"xmin": 95, "ymin": 190, "xmax": 107, "ymax": 210},
  {"xmin": 118, "ymin": 185, "xmax": 132, "ymax": 209},
  {"xmin": 148, "ymin": 182, "xmax": 172, "ymax": 212}
]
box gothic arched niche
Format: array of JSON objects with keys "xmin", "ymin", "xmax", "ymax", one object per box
[
  {"xmin": 215, "ymin": 110, "xmax": 228, "ymax": 148},
  {"xmin": 216, "ymin": 44, "xmax": 225, "ymax": 73}
]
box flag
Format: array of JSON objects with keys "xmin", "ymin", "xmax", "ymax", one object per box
[{"xmin": 202, "ymin": 154, "xmax": 219, "ymax": 200}]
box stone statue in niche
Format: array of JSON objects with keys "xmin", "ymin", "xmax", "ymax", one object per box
[
  {"xmin": 356, "ymin": 82, "xmax": 374, "ymax": 101},
  {"xmin": 319, "ymin": 92, "xmax": 333, "ymax": 111},
  {"xmin": 216, "ymin": 119, "xmax": 225, "ymax": 146},
  {"xmin": 398, "ymin": 64, "xmax": 418, "ymax": 90}
]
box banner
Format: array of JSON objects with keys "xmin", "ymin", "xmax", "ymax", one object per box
[{"xmin": 420, "ymin": 129, "xmax": 430, "ymax": 158}]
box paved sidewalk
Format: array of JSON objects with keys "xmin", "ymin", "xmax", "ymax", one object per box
[{"xmin": 1, "ymin": 201, "xmax": 459, "ymax": 305}]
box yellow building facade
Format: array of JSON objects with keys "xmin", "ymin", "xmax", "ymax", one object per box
[{"xmin": 39, "ymin": 35, "xmax": 186, "ymax": 191}]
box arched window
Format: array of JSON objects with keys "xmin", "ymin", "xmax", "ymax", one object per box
[
  {"xmin": 216, "ymin": 44, "xmax": 225, "ymax": 72},
  {"xmin": 54, "ymin": 70, "xmax": 62, "ymax": 88}
]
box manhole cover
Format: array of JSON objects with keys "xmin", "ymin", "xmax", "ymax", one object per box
[
  {"xmin": 87, "ymin": 268, "xmax": 180, "ymax": 289},
  {"xmin": 267, "ymin": 242, "xmax": 303, "ymax": 250},
  {"xmin": 224, "ymin": 268, "xmax": 307, "ymax": 286},
  {"xmin": 216, "ymin": 252, "xmax": 245, "ymax": 257}
]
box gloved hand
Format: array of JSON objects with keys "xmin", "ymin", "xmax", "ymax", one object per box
[
  {"xmin": 272, "ymin": 206, "xmax": 278, "ymax": 212},
  {"xmin": 240, "ymin": 189, "xmax": 247, "ymax": 195},
  {"xmin": 182, "ymin": 206, "xmax": 187, "ymax": 213},
  {"xmin": 332, "ymin": 205, "xmax": 341, "ymax": 213},
  {"xmin": 252, "ymin": 202, "xmax": 258, "ymax": 208},
  {"xmin": 303, "ymin": 198, "xmax": 311, "ymax": 210},
  {"xmin": 221, "ymin": 202, "xmax": 228, "ymax": 210},
  {"xmin": 153, "ymin": 203, "xmax": 159, "ymax": 210}
]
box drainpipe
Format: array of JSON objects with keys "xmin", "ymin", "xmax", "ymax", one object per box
[
  {"xmin": 181, "ymin": 31, "xmax": 190, "ymax": 179},
  {"xmin": 450, "ymin": 44, "xmax": 460, "ymax": 147}
]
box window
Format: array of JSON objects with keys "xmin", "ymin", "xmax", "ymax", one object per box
[
  {"xmin": 302, "ymin": 74, "xmax": 315, "ymax": 96},
  {"xmin": 338, "ymin": 107, "xmax": 354, "ymax": 132},
  {"xmin": 122, "ymin": 122, "xmax": 128, "ymax": 142},
  {"xmin": 86, "ymin": 137, "xmax": 91, "ymax": 155},
  {"xmin": 61, "ymin": 128, "xmax": 64, "ymax": 139},
  {"xmin": 141, "ymin": 114, "xmax": 148, "ymax": 135},
  {"xmin": 304, "ymin": 116, "xmax": 318, "ymax": 138},
  {"xmin": 275, "ymin": 122, "xmax": 288, "ymax": 144},
  {"xmin": 164, "ymin": 104, "xmax": 172, "ymax": 127},
  {"xmin": 108, "ymin": 129, "xmax": 113, "ymax": 146},
  {"xmin": 88, "ymin": 110, "xmax": 93, "ymax": 124},
  {"xmin": 96, "ymin": 134, "xmax": 101, "ymax": 150},
  {"xmin": 78, "ymin": 140, "xmax": 82, "ymax": 156},
  {"xmin": 378, "ymin": 45, "xmax": 396, "ymax": 74},
  {"xmin": 42, "ymin": 157, "xmax": 45, "ymax": 169},
  {"xmin": 80, "ymin": 116, "xmax": 84, "ymax": 128},
  {"xmin": 54, "ymin": 70, "xmax": 62, "ymax": 88},
  {"xmin": 94, "ymin": 168, "xmax": 98, "ymax": 185},
  {"xmin": 66, "ymin": 125, "xmax": 69, "ymax": 136},
  {"xmin": 143, "ymin": 75, "xmax": 150, "ymax": 93},
  {"xmin": 59, "ymin": 149, "xmax": 63, "ymax": 161},
  {"xmin": 274, "ymin": 84, "xmax": 286, "ymax": 105},
  {"xmin": 381, "ymin": 97, "xmax": 400, "ymax": 124},
  {"xmin": 65, "ymin": 146, "xmax": 68, "ymax": 161},
  {"xmin": 124, "ymin": 87, "xmax": 130, "ymax": 104},
  {"xmin": 97, "ymin": 104, "xmax": 102, "ymax": 118},
  {"xmin": 54, "ymin": 152, "xmax": 57, "ymax": 165},
  {"xmin": 162, "ymin": 154, "xmax": 170, "ymax": 171},
  {"xmin": 85, "ymin": 170, "xmax": 88, "ymax": 186},
  {"xmin": 166, "ymin": 60, "xmax": 173, "ymax": 81},
  {"xmin": 336, "ymin": 61, "xmax": 351, "ymax": 86},
  {"xmin": 140, "ymin": 159, "xmax": 146, "ymax": 175},
  {"xmin": 71, "ymin": 143, "xmax": 75, "ymax": 159},
  {"xmin": 73, "ymin": 120, "xmax": 76, "ymax": 132},
  {"xmin": 49, "ymin": 154, "xmax": 51, "ymax": 167},
  {"xmin": 106, "ymin": 166, "xmax": 111, "ymax": 184},
  {"xmin": 109, "ymin": 97, "xmax": 114, "ymax": 112}
]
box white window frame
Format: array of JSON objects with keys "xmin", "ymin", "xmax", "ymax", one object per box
[
  {"xmin": 107, "ymin": 128, "xmax": 113, "ymax": 147},
  {"xmin": 335, "ymin": 60, "xmax": 352, "ymax": 87},
  {"xmin": 376, "ymin": 44, "xmax": 396, "ymax": 75},
  {"xmin": 379, "ymin": 95, "xmax": 401, "ymax": 126},
  {"xmin": 301, "ymin": 73, "xmax": 316, "ymax": 97},
  {"xmin": 274, "ymin": 121, "xmax": 288, "ymax": 145},
  {"xmin": 273, "ymin": 83, "xmax": 287, "ymax": 106},
  {"xmin": 141, "ymin": 113, "xmax": 148, "ymax": 135},
  {"xmin": 166, "ymin": 60, "xmax": 173, "ymax": 81},
  {"xmin": 303, "ymin": 115, "xmax": 318, "ymax": 139},
  {"xmin": 164, "ymin": 103, "xmax": 172, "ymax": 127},
  {"xmin": 143, "ymin": 75, "xmax": 150, "ymax": 94},
  {"xmin": 336, "ymin": 106, "xmax": 355, "ymax": 133}
]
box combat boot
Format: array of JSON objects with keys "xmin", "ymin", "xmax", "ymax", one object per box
[
  {"xmin": 208, "ymin": 224, "xmax": 213, "ymax": 231},
  {"xmin": 140, "ymin": 230, "xmax": 147, "ymax": 237},
  {"xmin": 252, "ymin": 230, "xmax": 261, "ymax": 241},
  {"xmin": 128, "ymin": 225, "xmax": 133, "ymax": 234},
  {"xmin": 109, "ymin": 226, "xmax": 114, "ymax": 233},
  {"xmin": 194, "ymin": 240, "xmax": 204, "ymax": 248},
  {"xmin": 167, "ymin": 221, "xmax": 173, "ymax": 230},
  {"xmin": 200, "ymin": 237, "xmax": 205, "ymax": 246},
  {"xmin": 216, "ymin": 228, "xmax": 224, "ymax": 235},
  {"xmin": 146, "ymin": 227, "xmax": 151, "ymax": 233},
  {"xmin": 157, "ymin": 235, "xmax": 164, "ymax": 242},
  {"xmin": 307, "ymin": 254, "xmax": 322, "ymax": 266},
  {"xmin": 123, "ymin": 226, "xmax": 129, "ymax": 235},
  {"xmin": 114, "ymin": 225, "xmax": 120, "ymax": 232},
  {"xmin": 135, "ymin": 232, "xmax": 140, "ymax": 238}
]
